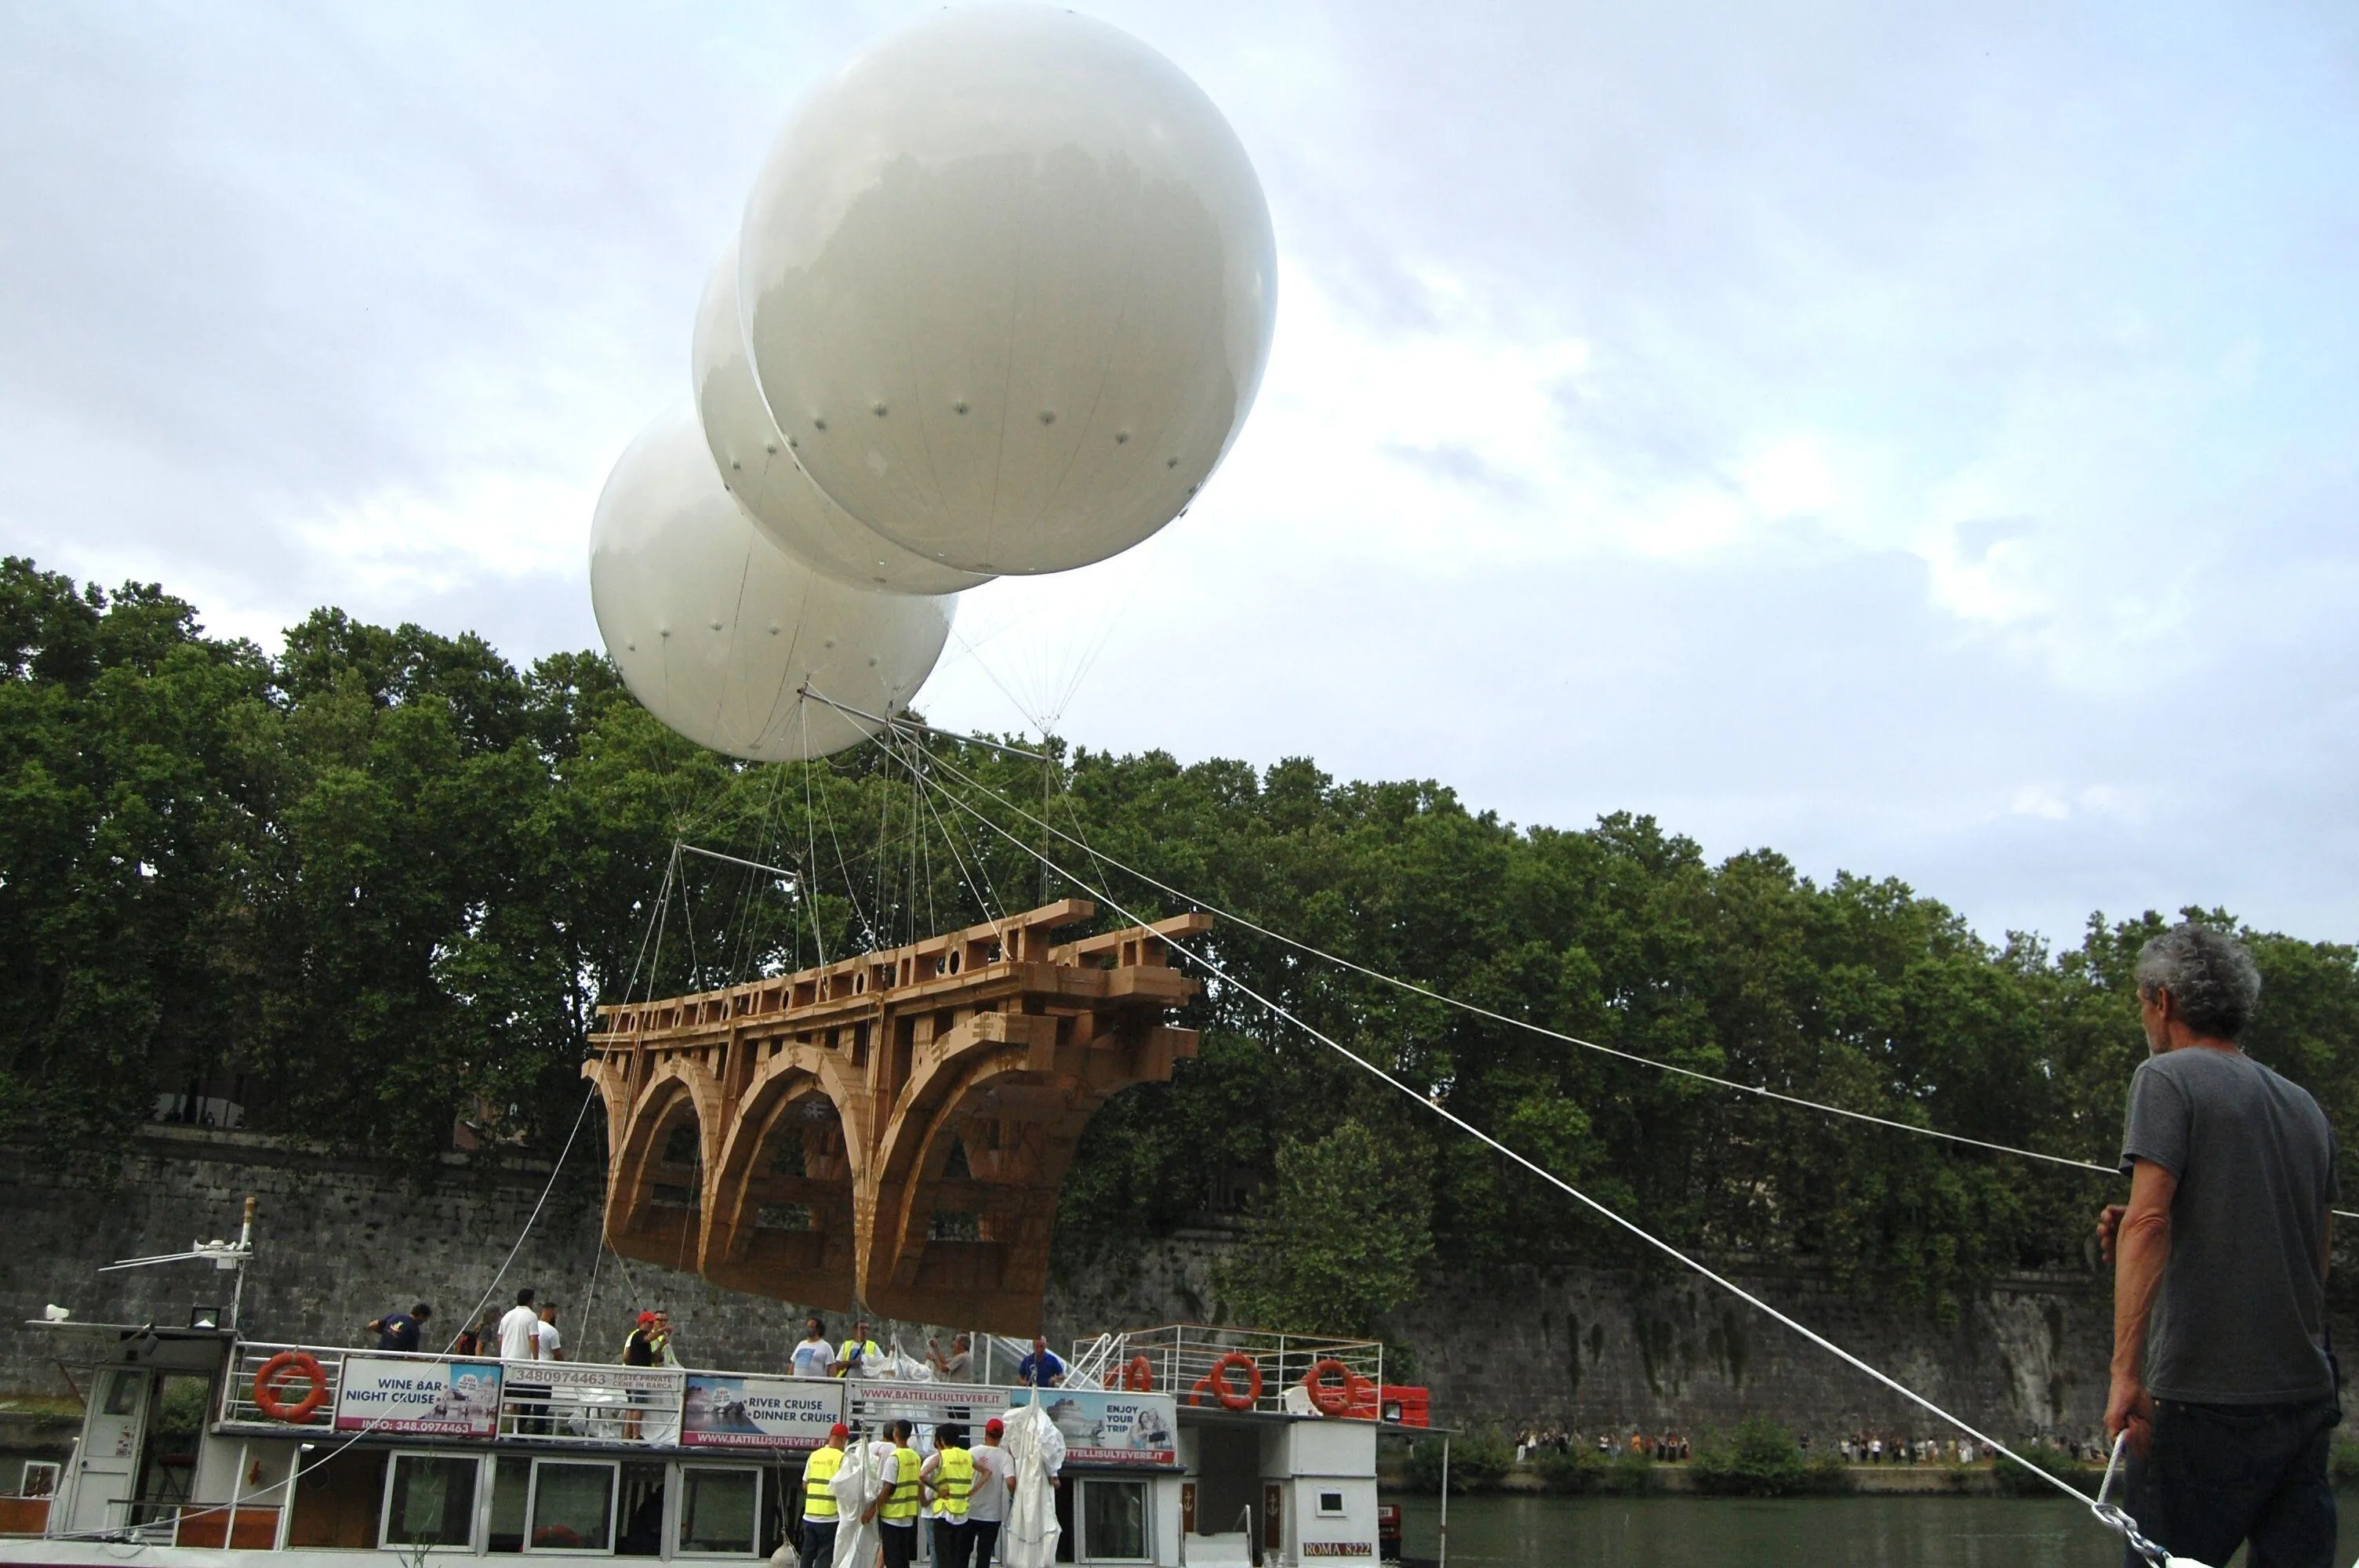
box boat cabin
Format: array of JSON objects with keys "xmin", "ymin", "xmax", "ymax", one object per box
[{"xmin": 0, "ymin": 1323, "xmax": 1423, "ymax": 1568}]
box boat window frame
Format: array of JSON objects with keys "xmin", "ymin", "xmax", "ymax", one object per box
[
  {"xmin": 671, "ymin": 1462, "xmax": 765, "ymax": 1559},
  {"xmin": 378, "ymin": 1450, "xmax": 487, "ymax": 1554},
  {"xmin": 524, "ymin": 1455, "xmax": 622, "ymax": 1555}
]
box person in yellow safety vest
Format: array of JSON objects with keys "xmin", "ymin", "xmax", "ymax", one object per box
[
  {"xmin": 863, "ymin": 1420, "xmax": 921, "ymax": 1568},
  {"xmin": 797, "ymin": 1424, "xmax": 849, "ymax": 1568},
  {"xmin": 834, "ymin": 1318, "xmax": 884, "ymax": 1377},
  {"xmin": 921, "ymin": 1424, "xmax": 975, "ymax": 1568}
]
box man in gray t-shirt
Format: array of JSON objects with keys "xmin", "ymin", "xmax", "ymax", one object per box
[{"xmin": 2099, "ymin": 923, "xmax": 2340, "ymax": 1568}]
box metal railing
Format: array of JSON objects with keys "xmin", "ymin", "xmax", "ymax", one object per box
[
  {"xmin": 218, "ymin": 1343, "xmax": 684, "ymax": 1446},
  {"xmin": 1076, "ymin": 1326, "xmax": 1386, "ymax": 1417}
]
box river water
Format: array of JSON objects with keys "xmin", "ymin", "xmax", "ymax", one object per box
[{"xmin": 1395, "ymin": 1491, "xmax": 2359, "ymax": 1566}]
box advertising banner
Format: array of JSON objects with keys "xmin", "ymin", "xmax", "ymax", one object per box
[
  {"xmin": 844, "ymin": 1381, "xmax": 999, "ymax": 1431},
  {"xmin": 334, "ymin": 1356, "xmax": 503, "ymax": 1438},
  {"xmin": 1031, "ymin": 1392, "xmax": 1177, "ymax": 1468},
  {"xmin": 682, "ymin": 1375, "xmax": 844, "ymax": 1450}
]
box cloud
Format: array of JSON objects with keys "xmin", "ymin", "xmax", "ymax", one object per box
[{"xmin": 4, "ymin": 0, "xmax": 2357, "ymax": 946}]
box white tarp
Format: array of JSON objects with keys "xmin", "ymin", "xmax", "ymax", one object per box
[
  {"xmin": 829, "ymin": 1436, "xmax": 878, "ymax": 1568},
  {"xmin": 998, "ymin": 1403, "xmax": 1062, "ymax": 1568}
]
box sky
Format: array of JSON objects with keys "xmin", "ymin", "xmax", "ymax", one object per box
[{"xmin": 2, "ymin": 1, "xmax": 2355, "ymax": 948}]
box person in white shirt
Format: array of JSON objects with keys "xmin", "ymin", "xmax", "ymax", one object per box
[
  {"xmin": 966, "ymin": 1419, "xmax": 1009, "ymax": 1568},
  {"xmin": 534, "ymin": 1305, "xmax": 565, "ymax": 1360},
  {"xmin": 497, "ymin": 1288, "xmax": 547, "ymax": 1434},
  {"xmin": 791, "ymin": 1316, "xmax": 834, "ymax": 1378}
]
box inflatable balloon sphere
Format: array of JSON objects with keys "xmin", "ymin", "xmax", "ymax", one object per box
[
  {"xmin": 739, "ymin": 3, "xmax": 1278, "ymax": 575},
  {"xmin": 694, "ymin": 241, "xmax": 990, "ymax": 598},
  {"xmin": 589, "ymin": 408, "xmax": 953, "ymax": 762}
]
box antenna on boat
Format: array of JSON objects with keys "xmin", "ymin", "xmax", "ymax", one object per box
[{"xmin": 97, "ymin": 1194, "xmax": 256, "ymax": 1330}]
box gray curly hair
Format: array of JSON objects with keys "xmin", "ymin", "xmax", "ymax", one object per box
[{"xmin": 2134, "ymin": 923, "xmax": 2263, "ymax": 1041}]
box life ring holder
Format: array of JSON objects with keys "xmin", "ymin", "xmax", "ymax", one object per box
[
  {"xmin": 1190, "ymin": 1352, "xmax": 1262, "ymax": 1411},
  {"xmin": 1301, "ymin": 1358, "xmax": 1355, "ymax": 1417},
  {"xmin": 253, "ymin": 1350, "xmax": 330, "ymax": 1424}
]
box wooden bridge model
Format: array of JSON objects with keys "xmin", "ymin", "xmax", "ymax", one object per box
[{"xmin": 585, "ymin": 900, "xmax": 1205, "ymax": 1334}]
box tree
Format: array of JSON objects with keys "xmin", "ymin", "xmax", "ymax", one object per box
[{"xmin": 1216, "ymin": 1120, "xmax": 1434, "ymax": 1337}]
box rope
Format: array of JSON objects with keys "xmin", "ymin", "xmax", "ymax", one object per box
[
  {"xmin": 896, "ymin": 756, "xmax": 2139, "ymax": 1523},
  {"xmin": 812, "ymin": 693, "xmax": 2358, "ymax": 1221},
  {"xmin": 445, "ymin": 1084, "xmax": 600, "ymax": 1355}
]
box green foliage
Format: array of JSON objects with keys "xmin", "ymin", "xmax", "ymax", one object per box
[
  {"xmin": 1601, "ymin": 1452, "xmax": 1658, "ymax": 1496},
  {"xmin": 2330, "ymin": 1440, "xmax": 2359, "ymax": 1486},
  {"xmin": 9, "ymin": 554, "xmax": 2359, "ymax": 1316},
  {"xmin": 1402, "ymin": 1430, "xmax": 1513, "ymax": 1494},
  {"xmin": 1215, "ymin": 1119, "xmax": 1433, "ymax": 1337},
  {"xmin": 1691, "ymin": 1416, "xmax": 1807, "ymax": 1497},
  {"xmin": 1993, "ymin": 1443, "xmax": 2099, "ymax": 1497},
  {"xmin": 1528, "ymin": 1446, "xmax": 1603, "ymax": 1493}
]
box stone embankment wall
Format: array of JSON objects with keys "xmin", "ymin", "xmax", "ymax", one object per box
[{"xmin": 0, "ymin": 1128, "xmax": 2225, "ymax": 1443}]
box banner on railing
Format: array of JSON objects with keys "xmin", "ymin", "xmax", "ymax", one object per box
[
  {"xmin": 335, "ymin": 1356, "xmax": 503, "ymax": 1437},
  {"xmin": 682, "ymin": 1375, "xmax": 843, "ymax": 1450},
  {"xmin": 1035, "ymin": 1391, "xmax": 1177, "ymax": 1467}
]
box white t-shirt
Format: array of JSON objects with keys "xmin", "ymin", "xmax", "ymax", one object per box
[
  {"xmin": 791, "ymin": 1338, "xmax": 834, "ymax": 1378},
  {"xmin": 498, "ymin": 1305, "xmax": 540, "ymax": 1361},
  {"xmin": 533, "ymin": 1320, "xmax": 562, "ymax": 1360},
  {"xmin": 965, "ymin": 1446, "xmax": 1007, "ymax": 1523}
]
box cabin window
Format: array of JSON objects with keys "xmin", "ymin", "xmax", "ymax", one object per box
[
  {"xmin": 489, "ymin": 1457, "xmax": 532, "ymax": 1552},
  {"xmin": 382, "ymin": 1454, "xmax": 480, "ymax": 1551},
  {"xmin": 1317, "ymin": 1490, "xmax": 1345, "ymax": 1519},
  {"xmin": 675, "ymin": 1466, "xmax": 760, "ymax": 1555},
  {"xmin": 1078, "ymin": 1479, "xmax": 1150, "ymax": 1563},
  {"xmin": 528, "ymin": 1459, "xmax": 617, "ymax": 1552}
]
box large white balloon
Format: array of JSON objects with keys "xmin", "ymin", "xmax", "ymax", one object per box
[
  {"xmin": 739, "ymin": 4, "xmax": 1278, "ymax": 575},
  {"xmin": 693, "ymin": 242, "xmax": 990, "ymax": 597},
  {"xmin": 589, "ymin": 408, "xmax": 953, "ymax": 761}
]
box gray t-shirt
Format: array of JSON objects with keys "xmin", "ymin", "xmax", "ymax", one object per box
[{"xmin": 2120, "ymin": 1047, "xmax": 2338, "ymax": 1403}]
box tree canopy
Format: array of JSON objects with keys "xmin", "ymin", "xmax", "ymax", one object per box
[{"xmin": 7, "ymin": 557, "xmax": 2357, "ymax": 1323}]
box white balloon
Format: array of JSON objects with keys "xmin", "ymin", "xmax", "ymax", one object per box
[
  {"xmin": 740, "ymin": 3, "xmax": 1277, "ymax": 575},
  {"xmin": 589, "ymin": 408, "xmax": 953, "ymax": 761},
  {"xmin": 693, "ymin": 241, "xmax": 991, "ymax": 597}
]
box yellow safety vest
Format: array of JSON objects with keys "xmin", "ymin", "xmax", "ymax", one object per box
[
  {"xmin": 803, "ymin": 1446, "xmax": 843, "ymax": 1520},
  {"xmin": 881, "ymin": 1446, "xmax": 921, "ymax": 1521},
  {"xmin": 935, "ymin": 1448, "xmax": 973, "ymax": 1519},
  {"xmin": 837, "ymin": 1339, "xmax": 882, "ymax": 1377}
]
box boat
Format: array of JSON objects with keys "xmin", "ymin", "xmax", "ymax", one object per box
[{"xmin": 0, "ymin": 1311, "xmax": 1427, "ymax": 1568}]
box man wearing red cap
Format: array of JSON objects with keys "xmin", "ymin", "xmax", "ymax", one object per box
[
  {"xmin": 621, "ymin": 1312, "xmax": 662, "ymax": 1439},
  {"xmin": 799, "ymin": 1424, "xmax": 849, "ymax": 1568},
  {"xmin": 965, "ymin": 1418, "xmax": 1008, "ymax": 1568}
]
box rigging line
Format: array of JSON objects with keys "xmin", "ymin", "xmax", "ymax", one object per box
[
  {"xmin": 811, "ymin": 687, "xmax": 2359, "ymax": 1228},
  {"xmin": 797, "ymin": 714, "xmax": 831, "ymax": 968},
  {"xmin": 621, "ymin": 847, "xmax": 678, "ymax": 1011},
  {"xmin": 801, "ymin": 703, "xmax": 881, "ymax": 950},
  {"xmin": 800, "ymin": 681, "xmax": 1049, "ymax": 760},
  {"xmin": 722, "ymin": 763, "xmax": 796, "ymax": 986},
  {"xmin": 446, "ymin": 1083, "xmax": 602, "ymax": 1357},
  {"xmin": 678, "ymin": 848, "xmax": 705, "ymax": 993},
  {"xmin": 889, "ymin": 728, "xmax": 2180, "ymax": 1190},
  {"xmin": 889, "ymin": 727, "xmax": 1008, "ymax": 930},
  {"xmin": 907, "ymin": 770, "xmax": 2117, "ymax": 1521}
]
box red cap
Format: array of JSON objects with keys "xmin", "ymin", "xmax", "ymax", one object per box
[
  {"xmin": 830, "ymin": 1423, "xmax": 850, "ymax": 1439},
  {"xmin": 984, "ymin": 1418, "xmax": 1004, "ymax": 1436},
  {"xmin": 638, "ymin": 1311, "xmax": 657, "ymax": 1325}
]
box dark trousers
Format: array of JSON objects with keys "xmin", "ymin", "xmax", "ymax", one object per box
[
  {"xmin": 932, "ymin": 1517, "xmax": 972, "ymax": 1568},
  {"xmin": 880, "ymin": 1522, "xmax": 917, "ymax": 1568},
  {"xmin": 968, "ymin": 1519, "xmax": 1001, "ymax": 1568},
  {"xmin": 2123, "ymin": 1396, "xmax": 2339, "ymax": 1568},
  {"xmin": 798, "ymin": 1519, "xmax": 836, "ymax": 1568}
]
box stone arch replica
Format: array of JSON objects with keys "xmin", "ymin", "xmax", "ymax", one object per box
[{"xmin": 586, "ymin": 900, "xmax": 1205, "ymax": 1334}]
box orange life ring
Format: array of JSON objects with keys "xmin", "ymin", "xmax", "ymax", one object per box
[
  {"xmin": 1302, "ymin": 1358, "xmax": 1354, "ymax": 1417},
  {"xmin": 1124, "ymin": 1355, "xmax": 1154, "ymax": 1393},
  {"xmin": 1193, "ymin": 1352, "xmax": 1259, "ymax": 1411},
  {"xmin": 253, "ymin": 1351, "xmax": 329, "ymax": 1424}
]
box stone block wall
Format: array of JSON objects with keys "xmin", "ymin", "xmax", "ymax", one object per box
[{"xmin": 0, "ymin": 1127, "xmax": 2230, "ymax": 1446}]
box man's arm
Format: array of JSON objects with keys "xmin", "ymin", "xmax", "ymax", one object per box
[{"xmin": 2107, "ymin": 1156, "xmax": 2178, "ymax": 1453}]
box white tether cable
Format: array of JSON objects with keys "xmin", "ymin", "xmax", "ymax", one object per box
[
  {"xmin": 887, "ymin": 743, "xmax": 2188, "ymax": 1566},
  {"xmin": 812, "ymin": 691, "xmax": 2358, "ymax": 1223}
]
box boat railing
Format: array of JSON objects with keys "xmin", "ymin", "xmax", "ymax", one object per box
[
  {"xmin": 219, "ymin": 1341, "xmax": 686, "ymax": 1446},
  {"xmin": 1080, "ymin": 1324, "xmax": 1387, "ymax": 1418}
]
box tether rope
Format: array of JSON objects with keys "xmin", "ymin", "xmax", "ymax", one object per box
[
  {"xmin": 809, "ymin": 691, "xmax": 2358, "ymax": 1223},
  {"xmin": 888, "ymin": 744, "xmax": 2179, "ymax": 1563}
]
